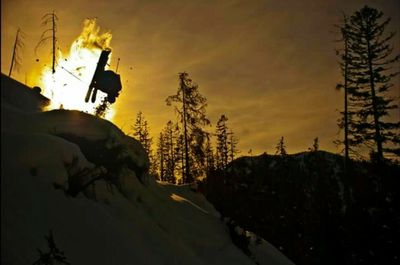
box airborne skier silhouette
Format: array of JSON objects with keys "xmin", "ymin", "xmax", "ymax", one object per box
[{"xmin": 85, "ymin": 48, "xmax": 122, "ymax": 104}]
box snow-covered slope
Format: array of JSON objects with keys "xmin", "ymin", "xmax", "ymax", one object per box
[{"xmin": 1, "ymin": 76, "xmax": 294, "ymax": 265}]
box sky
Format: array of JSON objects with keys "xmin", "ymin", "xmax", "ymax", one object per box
[{"xmin": 1, "ymin": 0, "xmax": 399, "ymax": 156}]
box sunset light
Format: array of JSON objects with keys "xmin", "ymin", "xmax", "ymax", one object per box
[{"xmin": 1, "ymin": 1, "xmax": 399, "ymax": 265}]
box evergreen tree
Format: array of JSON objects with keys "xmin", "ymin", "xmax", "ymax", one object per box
[
  {"xmin": 204, "ymin": 134, "xmax": 215, "ymax": 175},
  {"xmin": 335, "ymin": 13, "xmax": 369, "ymax": 161},
  {"xmin": 156, "ymin": 121, "xmax": 182, "ymax": 183},
  {"xmin": 132, "ymin": 111, "xmax": 152, "ymax": 154},
  {"xmin": 131, "ymin": 111, "xmax": 157, "ymax": 176},
  {"xmin": 336, "ymin": 14, "xmax": 354, "ymax": 163},
  {"xmin": 173, "ymin": 123, "xmax": 185, "ymax": 182},
  {"xmin": 228, "ymin": 129, "xmax": 239, "ymax": 164},
  {"xmin": 157, "ymin": 132, "xmax": 166, "ymax": 181},
  {"xmin": 166, "ymin": 72, "xmax": 210, "ymax": 183},
  {"xmin": 163, "ymin": 121, "xmax": 178, "ymax": 183},
  {"xmin": 342, "ymin": 6, "xmax": 400, "ymax": 161},
  {"xmin": 216, "ymin": 115, "xmax": 229, "ymax": 170},
  {"xmin": 275, "ymin": 136, "xmax": 287, "ymax": 157},
  {"xmin": 309, "ymin": 137, "xmax": 319, "ymax": 152}
]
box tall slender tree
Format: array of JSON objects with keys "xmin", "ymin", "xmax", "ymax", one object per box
[
  {"xmin": 228, "ymin": 129, "xmax": 239, "ymax": 164},
  {"xmin": 336, "ymin": 13, "xmax": 370, "ymax": 161},
  {"xmin": 157, "ymin": 132, "xmax": 166, "ymax": 181},
  {"xmin": 215, "ymin": 115, "xmax": 239, "ymax": 170},
  {"xmin": 275, "ymin": 137, "xmax": 287, "ymax": 157},
  {"xmin": 342, "ymin": 6, "xmax": 399, "ymax": 161},
  {"xmin": 156, "ymin": 121, "xmax": 181, "ymax": 183},
  {"xmin": 9, "ymin": 28, "xmax": 25, "ymax": 77},
  {"xmin": 336, "ymin": 14, "xmax": 352, "ymax": 163},
  {"xmin": 163, "ymin": 121, "xmax": 177, "ymax": 183},
  {"xmin": 215, "ymin": 115, "xmax": 229, "ymax": 170},
  {"xmin": 36, "ymin": 11, "xmax": 59, "ymax": 74},
  {"xmin": 131, "ymin": 111, "xmax": 157, "ymax": 176},
  {"xmin": 166, "ymin": 72, "xmax": 210, "ymax": 183},
  {"xmin": 204, "ymin": 134, "xmax": 215, "ymax": 175},
  {"xmin": 132, "ymin": 111, "xmax": 152, "ymax": 154},
  {"xmin": 309, "ymin": 137, "xmax": 319, "ymax": 152}
]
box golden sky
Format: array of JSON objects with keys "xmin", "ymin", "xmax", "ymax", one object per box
[{"xmin": 1, "ymin": 0, "xmax": 399, "ymax": 155}]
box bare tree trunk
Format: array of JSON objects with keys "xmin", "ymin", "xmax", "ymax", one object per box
[
  {"xmin": 52, "ymin": 11, "xmax": 56, "ymax": 74},
  {"xmin": 9, "ymin": 29, "xmax": 20, "ymax": 77},
  {"xmin": 366, "ymin": 37, "xmax": 383, "ymax": 161}
]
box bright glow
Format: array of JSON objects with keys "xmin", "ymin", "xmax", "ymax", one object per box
[{"xmin": 40, "ymin": 18, "xmax": 115, "ymax": 120}]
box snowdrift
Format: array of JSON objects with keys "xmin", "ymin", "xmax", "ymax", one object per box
[{"xmin": 1, "ymin": 75, "xmax": 294, "ymax": 265}]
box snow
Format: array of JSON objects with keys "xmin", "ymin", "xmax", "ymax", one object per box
[
  {"xmin": 1, "ymin": 77, "xmax": 294, "ymax": 265},
  {"xmin": 246, "ymin": 231, "xmax": 295, "ymax": 265}
]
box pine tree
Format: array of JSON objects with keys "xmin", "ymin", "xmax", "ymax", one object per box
[
  {"xmin": 216, "ymin": 115, "xmax": 229, "ymax": 170},
  {"xmin": 309, "ymin": 137, "xmax": 319, "ymax": 152},
  {"xmin": 175, "ymin": 133, "xmax": 186, "ymax": 184},
  {"xmin": 156, "ymin": 122, "xmax": 183, "ymax": 183},
  {"xmin": 336, "ymin": 14, "xmax": 353, "ymax": 162},
  {"xmin": 163, "ymin": 121, "xmax": 177, "ymax": 183},
  {"xmin": 166, "ymin": 72, "xmax": 210, "ymax": 183},
  {"xmin": 157, "ymin": 132, "xmax": 166, "ymax": 181},
  {"xmin": 132, "ymin": 111, "xmax": 152, "ymax": 154},
  {"xmin": 335, "ymin": 13, "xmax": 369, "ymax": 161},
  {"xmin": 275, "ymin": 137, "xmax": 287, "ymax": 157},
  {"xmin": 204, "ymin": 134, "xmax": 215, "ymax": 175},
  {"xmin": 131, "ymin": 111, "xmax": 157, "ymax": 176},
  {"xmin": 228, "ymin": 129, "xmax": 239, "ymax": 164},
  {"xmin": 343, "ymin": 6, "xmax": 400, "ymax": 161}
]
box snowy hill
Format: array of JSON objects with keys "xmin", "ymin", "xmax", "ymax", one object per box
[{"xmin": 1, "ymin": 75, "xmax": 294, "ymax": 265}]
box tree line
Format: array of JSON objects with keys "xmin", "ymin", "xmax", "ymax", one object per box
[
  {"xmin": 130, "ymin": 72, "xmax": 240, "ymax": 184},
  {"xmin": 129, "ymin": 5, "xmax": 399, "ymax": 183}
]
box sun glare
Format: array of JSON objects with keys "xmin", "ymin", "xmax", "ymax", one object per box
[{"xmin": 39, "ymin": 19, "xmax": 115, "ymax": 120}]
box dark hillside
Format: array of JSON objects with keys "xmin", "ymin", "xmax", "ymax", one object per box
[
  {"xmin": 201, "ymin": 151, "xmax": 400, "ymax": 265},
  {"xmin": 1, "ymin": 73, "xmax": 49, "ymax": 112}
]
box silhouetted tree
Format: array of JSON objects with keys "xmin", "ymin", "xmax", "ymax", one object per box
[
  {"xmin": 275, "ymin": 137, "xmax": 287, "ymax": 157},
  {"xmin": 163, "ymin": 121, "xmax": 178, "ymax": 183},
  {"xmin": 9, "ymin": 28, "xmax": 25, "ymax": 77},
  {"xmin": 156, "ymin": 121, "xmax": 182, "ymax": 183},
  {"xmin": 216, "ymin": 115, "xmax": 229, "ymax": 170},
  {"xmin": 342, "ymin": 6, "xmax": 400, "ymax": 161},
  {"xmin": 166, "ymin": 72, "xmax": 210, "ymax": 183},
  {"xmin": 157, "ymin": 132, "xmax": 166, "ymax": 181},
  {"xmin": 131, "ymin": 111, "xmax": 157, "ymax": 176},
  {"xmin": 204, "ymin": 134, "xmax": 215, "ymax": 175},
  {"xmin": 335, "ymin": 13, "xmax": 355, "ymax": 164},
  {"xmin": 36, "ymin": 11, "xmax": 59, "ymax": 74},
  {"xmin": 309, "ymin": 137, "xmax": 319, "ymax": 152},
  {"xmin": 214, "ymin": 115, "xmax": 239, "ymax": 170},
  {"xmin": 228, "ymin": 129, "xmax": 239, "ymax": 164},
  {"xmin": 173, "ymin": 123, "xmax": 185, "ymax": 181}
]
